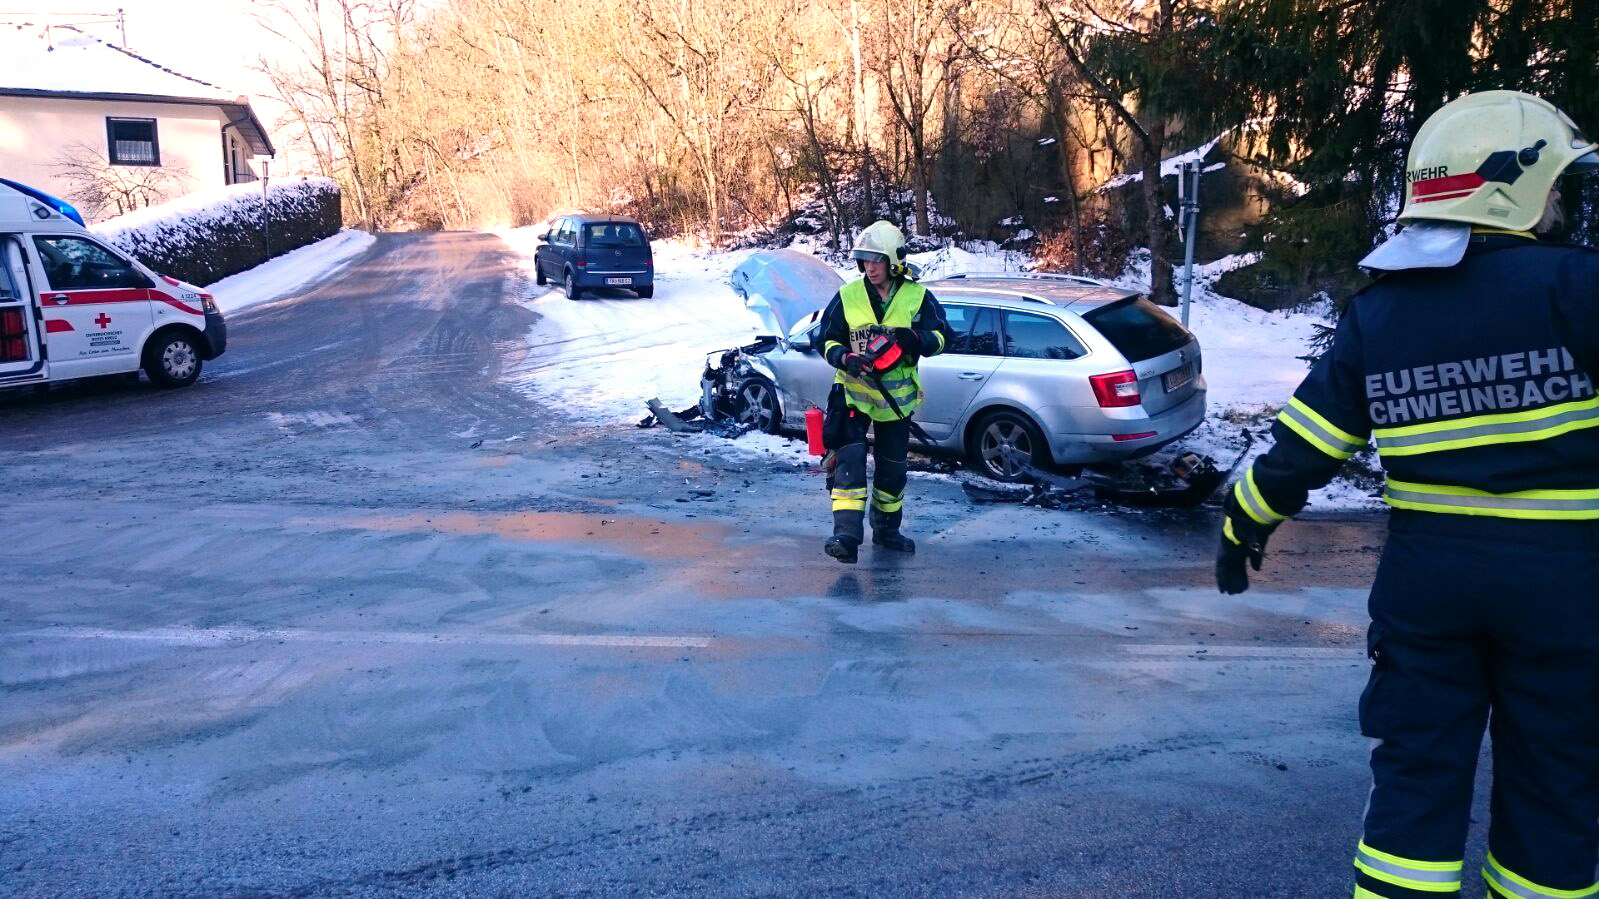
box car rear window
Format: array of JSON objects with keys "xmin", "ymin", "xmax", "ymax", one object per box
[
  {"xmin": 1080, "ymin": 297, "xmax": 1191, "ymax": 362},
  {"xmin": 1002, "ymin": 310, "xmax": 1086, "ymax": 360},
  {"xmin": 585, "ymin": 223, "xmax": 646, "ymax": 247}
]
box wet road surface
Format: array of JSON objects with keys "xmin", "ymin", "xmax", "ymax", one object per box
[{"xmin": 0, "ymin": 232, "xmax": 1485, "ymax": 897}]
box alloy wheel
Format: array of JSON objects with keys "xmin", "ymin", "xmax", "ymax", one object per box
[
  {"xmin": 736, "ymin": 381, "xmax": 777, "ymax": 432},
  {"xmin": 980, "ymin": 419, "xmax": 1033, "ymax": 479}
]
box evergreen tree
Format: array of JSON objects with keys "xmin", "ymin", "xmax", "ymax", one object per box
[
  {"xmin": 1216, "ymin": 0, "xmax": 1599, "ymax": 291},
  {"xmin": 1038, "ymin": 0, "xmax": 1227, "ymax": 304}
]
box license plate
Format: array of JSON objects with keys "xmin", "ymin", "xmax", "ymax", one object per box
[
  {"xmin": 1163, "ymin": 363, "xmax": 1195, "ymax": 392},
  {"xmin": 605, "ymin": 277, "xmax": 632, "ymax": 286}
]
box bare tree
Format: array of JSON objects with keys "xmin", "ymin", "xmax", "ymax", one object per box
[
  {"xmin": 874, "ymin": 0, "xmax": 956, "ymax": 235},
  {"xmin": 251, "ymin": 0, "xmax": 417, "ymax": 227},
  {"xmin": 50, "ymin": 143, "xmax": 191, "ymax": 222},
  {"xmin": 948, "ymin": 0, "xmax": 1097, "ymax": 264},
  {"xmin": 1034, "ymin": 0, "xmax": 1193, "ymax": 304}
]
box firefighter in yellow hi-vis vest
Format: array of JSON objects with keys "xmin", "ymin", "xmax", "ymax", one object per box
[{"xmin": 817, "ymin": 221, "xmax": 953, "ymax": 564}]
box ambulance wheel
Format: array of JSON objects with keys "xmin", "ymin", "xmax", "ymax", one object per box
[
  {"xmin": 735, "ymin": 377, "xmax": 782, "ymax": 434},
  {"xmin": 969, "ymin": 409, "xmax": 1045, "ymax": 482},
  {"xmin": 144, "ymin": 331, "xmax": 202, "ymax": 388},
  {"xmin": 564, "ymin": 271, "xmax": 582, "ymax": 300},
  {"xmin": 534, "ymin": 261, "xmax": 547, "ymax": 286}
]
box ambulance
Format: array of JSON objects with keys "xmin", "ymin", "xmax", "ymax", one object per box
[{"xmin": 0, "ymin": 178, "xmax": 226, "ymax": 391}]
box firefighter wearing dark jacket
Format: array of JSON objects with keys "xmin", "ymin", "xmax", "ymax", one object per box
[
  {"xmin": 818, "ymin": 220, "xmax": 954, "ymax": 564},
  {"xmin": 1216, "ymin": 91, "xmax": 1599, "ymax": 899}
]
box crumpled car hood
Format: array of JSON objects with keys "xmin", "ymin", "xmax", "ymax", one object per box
[{"xmin": 730, "ymin": 249, "xmax": 843, "ymax": 335}]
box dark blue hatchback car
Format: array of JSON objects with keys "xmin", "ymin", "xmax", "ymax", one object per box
[{"xmin": 533, "ymin": 214, "xmax": 654, "ymax": 299}]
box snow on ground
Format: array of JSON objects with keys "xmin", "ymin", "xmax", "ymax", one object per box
[
  {"xmin": 208, "ymin": 229, "xmax": 374, "ymax": 314},
  {"xmin": 1107, "ymin": 249, "xmax": 1382, "ymax": 511},
  {"xmin": 496, "ymin": 233, "xmax": 767, "ymax": 420},
  {"xmin": 1106, "ymin": 250, "xmax": 1320, "ymax": 410},
  {"xmin": 495, "ymin": 233, "xmax": 1035, "ymax": 426},
  {"xmin": 497, "ymin": 230, "xmax": 1380, "ymax": 510}
]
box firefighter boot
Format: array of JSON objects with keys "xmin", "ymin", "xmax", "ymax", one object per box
[
  {"xmin": 824, "ymin": 535, "xmax": 860, "ymax": 564},
  {"xmin": 870, "ymin": 504, "xmax": 915, "ymax": 553}
]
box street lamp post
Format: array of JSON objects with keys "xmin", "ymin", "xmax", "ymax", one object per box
[
  {"xmin": 1177, "ymin": 161, "xmax": 1202, "ymax": 327},
  {"xmin": 261, "ymin": 160, "xmax": 271, "ymax": 259}
]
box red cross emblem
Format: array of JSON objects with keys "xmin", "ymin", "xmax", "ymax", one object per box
[{"xmin": 95, "ymin": 313, "xmax": 111, "ymax": 329}]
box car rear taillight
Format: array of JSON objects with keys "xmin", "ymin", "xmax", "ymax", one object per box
[
  {"xmin": 575, "ymin": 257, "xmax": 587, "ymax": 267},
  {"xmin": 1090, "ymin": 370, "xmax": 1141, "ymax": 408},
  {"xmin": 1113, "ymin": 431, "xmax": 1157, "ymax": 442},
  {"xmin": 199, "ymin": 292, "xmax": 218, "ymax": 314}
]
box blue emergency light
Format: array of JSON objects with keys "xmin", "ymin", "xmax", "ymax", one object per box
[{"xmin": 0, "ymin": 178, "xmax": 85, "ymax": 226}]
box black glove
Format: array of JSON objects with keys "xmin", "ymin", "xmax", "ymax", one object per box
[
  {"xmin": 1216, "ymin": 491, "xmax": 1276, "ymax": 594},
  {"xmin": 842, "ymin": 353, "xmax": 871, "ymax": 377},
  {"xmin": 892, "ymin": 327, "xmax": 921, "ymax": 354}
]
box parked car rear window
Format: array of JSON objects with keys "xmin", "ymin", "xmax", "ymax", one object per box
[
  {"xmin": 945, "ymin": 304, "xmax": 1001, "ymax": 356},
  {"xmin": 1080, "ymin": 297, "xmax": 1191, "ymax": 362},
  {"xmin": 1002, "ymin": 310, "xmax": 1087, "ymax": 360},
  {"xmin": 585, "ymin": 223, "xmax": 646, "ymax": 247}
]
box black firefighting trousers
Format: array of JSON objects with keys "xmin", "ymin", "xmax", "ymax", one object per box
[
  {"xmin": 828, "ymin": 414, "xmax": 910, "ymax": 543},
  {"xmin": 1354, "ymin": 511, "xmax": 1599, "ymax": 899}
]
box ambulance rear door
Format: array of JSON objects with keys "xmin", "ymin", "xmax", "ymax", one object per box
[
  {"xmin": 0, "ymin": 236, "xmax": 43, "ymax": 384},
  {"xmin": 30, "ymin": 233, "xmax": 155, "ymax": 379}
]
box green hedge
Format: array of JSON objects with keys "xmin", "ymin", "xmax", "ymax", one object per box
[{"xmin": 96, "ymin": 178, "xmax": 343, "ymax": 286}]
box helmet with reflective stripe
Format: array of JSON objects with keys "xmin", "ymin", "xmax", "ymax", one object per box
[
  {"xmin": 851, "ymin": 220, "xmax": 909, "ymax": 277},
  {"xmin": 1400, "ymin": 90, "xmax": 1599, "ymax": 232}
]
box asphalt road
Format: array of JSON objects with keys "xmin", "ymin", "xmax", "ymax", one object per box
[{"xmin": 0, "ymin": 232, "xmax": 1487, "ymax": 897}]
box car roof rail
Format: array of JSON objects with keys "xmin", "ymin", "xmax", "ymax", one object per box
[{"xmin": 941, "ymin": 271, "xmax": 1112, "ymax": 287}]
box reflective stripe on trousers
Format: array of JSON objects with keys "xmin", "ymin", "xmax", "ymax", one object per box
[
  {"xmin": 1483, "ymin": 853, "xmax": 1599, "ymax": 899},
  {"xmin": 1353, "ymin": 841, "xmax": 1463, "ymax": 894},
  {"xmin": 830, "ymin": 487, "xmax": 867, "ymax": 512}
]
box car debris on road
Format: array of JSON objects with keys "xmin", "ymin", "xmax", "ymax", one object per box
[{"xmin": 961, "ymin": 432, "xmax": 1253, "ymax": 510}]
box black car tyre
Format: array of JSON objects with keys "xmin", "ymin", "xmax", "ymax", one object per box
[
  {"xmin": 143, "ymin": 330, "xmax": 203, "ymax": 388},
  {"xmin": 637, "ymin": 286, "xmax": 654, "ymax": 299},
  {"xmin": 534, "ymin": 259, "xmax": 546, "ymax": 286},
  {"xmin": 735, "ymin": 377, "xmax": 782, "ymax": 434},
  {"xmin": 969, "ymin": 408, "xmax": 1047, "ymax": 482},
  {"xmin": 564, "ymin": 270, "xmax": 582, "ymax": 300}
]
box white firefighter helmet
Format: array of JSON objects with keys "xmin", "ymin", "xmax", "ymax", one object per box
[
  {"xmin": 1399, "ymin": 90, "xmax": 1599, "ymax": 232},
  {"xmin": 851, "ymin": 220, "xmax": 909, "ymax": 277}
]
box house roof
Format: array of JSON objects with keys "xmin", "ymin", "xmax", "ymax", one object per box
[{"xmin": 0, "ymin": 24, "xmax": 274, "ymax": 156}]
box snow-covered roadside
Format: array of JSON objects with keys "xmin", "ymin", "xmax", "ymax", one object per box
[
  {"xmin": 496, "ymin": 229, "xmax": 1380, "ymax": 509},
  {"xmin": 207, "ymin": 229, "xmax": 375, "ymax": 314},
  {"xmin": 1107, "ymin": 250, "xmax": 1383, "ymax": 511},
  {"xmin": 496, "ymin": 232, "xmax": 1045, "ymax": 425}
]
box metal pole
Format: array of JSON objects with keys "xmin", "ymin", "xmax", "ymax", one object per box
[
  {"xmin": 1179, "ymin": 161, "xmax": 1201, "ymax": 327},
  {"xmin": 261, "ymin": 160, "xmax": 271, "ymax": 259}
]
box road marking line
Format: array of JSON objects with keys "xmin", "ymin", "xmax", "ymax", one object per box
[
  {"xmin": 16, "ymin": 626, "xmax": 712, "ymax": 649},
  {"xmin": 1122, "ymin": 644, "xmax": 1360, "ymax": 659}
]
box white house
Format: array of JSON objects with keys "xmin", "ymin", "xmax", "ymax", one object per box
[{"xmin": 0, "ymin": 23, "xmax": 274, "ymax": 222}]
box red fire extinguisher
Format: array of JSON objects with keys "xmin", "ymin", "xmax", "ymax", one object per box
[{"xmin": 805, "ymin": 406, "xmax": 825, "ymax": 456}]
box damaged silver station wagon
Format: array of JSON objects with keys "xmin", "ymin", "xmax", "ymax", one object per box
[{"xmin": 722, "ymin": 250, "xmax": 1207, "ymax": 482}]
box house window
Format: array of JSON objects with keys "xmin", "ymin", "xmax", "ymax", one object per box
[{"xmin": 106, "ymin": 118, "xmax": 159, "ymax": 166}]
